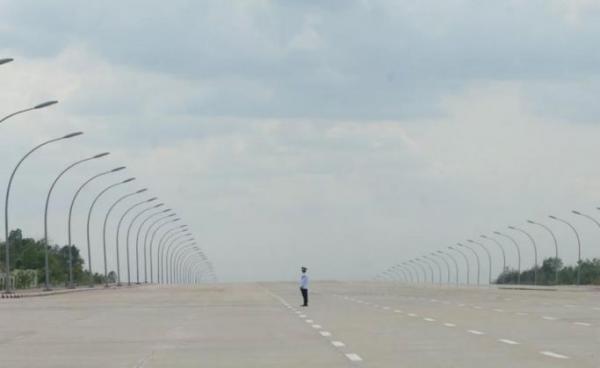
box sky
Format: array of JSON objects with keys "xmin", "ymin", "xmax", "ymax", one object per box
[{"xmin": 1, "ymin": 0, "xmax": 600, "ymax": 282}]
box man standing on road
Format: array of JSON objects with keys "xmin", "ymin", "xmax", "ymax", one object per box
[{"xmin": 300, "ymin": 266, "xmax": 309, "ymax": 307}]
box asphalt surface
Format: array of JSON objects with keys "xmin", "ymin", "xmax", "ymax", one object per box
[{"xmin": 0, "ymin": 282, "xmax": 598, "ymax": 367}]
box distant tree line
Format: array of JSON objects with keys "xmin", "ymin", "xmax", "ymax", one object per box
[
  {"xmin": 496, "ymin": 257, "xmax": 600, "ymax": 285},
  {"xmin": 0, "ymin": 229, "xmax": 111, "ymax": 288}
]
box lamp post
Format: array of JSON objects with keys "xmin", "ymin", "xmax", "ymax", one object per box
[
  {"xmin": 508, "ymin": 226, "xmax": 538, "ymax": 285},
  {"xmin": 147, "ymin": 219, "xmax": 181, "ymax": 283},
  {"xmin": 424, "ymin": 255, "xmax": 442, "ymax": 285},
  {"xmin": 168, "ymin": 242, "xmax": 196, "ymax": 283},
  {"xmin": 437, "ymin": 250, "xmax": 458, "ymax": 286},
  {"xmin": 550, "ymin": 215, "xmax": 582, "ymax": 285},
  {"xmin": 135, "ymin": 208, "xmax": 171, "ymax": 283},
  {"xmin": 480, "ymin": 235, "xmax": 506, "ymax": 276},
  {"xmin": 493, "ymin": 231, "xmax": 521, "ymax": 285},
  {"xmin": 173, "ymin": 246, "xmax": 199, "ymax": 283},
  {"xmin": 416, "ymin": 257, "xmax": 434, "ymax": 284},
  {"xmin": 159, "ymin": 233, "xmax": 190, "ymax": 283},
  {"xmin": 165, "ymin": 238, "xmax": 194, "ymax": 283},
  {"xmin": 155, "ymin": 226, "xmax": 187, "ymax": 283},
  {"xmin": 157, "ymin": 230, "xmax": 188, "ymax": 283},
  {"xmin": 448, "ymin": 246, "xmax": 469, "ymax": 285},
  {"xmin": 526, "ymin": 220, "xmax": 559, "ymax": 284},
  {"xmin": 458, "ymin": 243, "xmax": 480, "ymax": 286},
  {"xmin": 468, "ymin": 239, "xmax": 492, "ymax": 285},
  {"xmin": 43, "ymin": 152, "xmax": 109, "ymax": 291},
  {"xmin": 102, "ymin": 189, "xmax": 147, "ymax": 286},
  {"xmin": 432, "ymin": 252, "xmax": 451, "ymax": 285},
  {"xmin": 142, "ymin": 214, "xmax": 177, "ymax": 283},
  {"xmin": 68, "ymin": 167, "xmax": 126, "ymax": 288},
  {"xmin": 403, "ymin": 261, "xmax": 419, "ymax": 283},
  {"xmin": 0, "ymin": 100, "xmax": 58, "ymax": 125},
  {"xmin": 125, "ymin": 203, "xmax": 164, "ymax": 285},
  {"xmin": 4, "ymin": 131, "xmax": 82, "ymax": 293},
  {"xmin": 87, "ymin": 178, "xmax": 136, "ymax": 287}
]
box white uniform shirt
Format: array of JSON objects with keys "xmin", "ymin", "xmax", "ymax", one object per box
[{"xmin": 300, "ymin": 274, "xmax": 309, "ymax": 289}]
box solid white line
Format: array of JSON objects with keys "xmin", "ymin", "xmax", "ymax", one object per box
[
  {"xmin": 467, "ymin": 330, "xmax": 485, "ymax": 335},
  {"xmin": 574, "ymin": 322, "xmax": 591, "ymax": 327},
  {"xmin": 319, "ymin": 331, "xmax": 331, "ymax": 337},
  {"xmin": 332, "ymin": 341, "xmax": 345, "ymax": 347},
  {"xmin": 540, "ymin": 351, "xmax": 569, "ymax": 359},
  {"xmin": 498, "ymin": 339, "xmax": 519, "ymax": 345},
  {"xmin": 424, "ymin": 318, "xmax": 436, "ymax": 322},
  {"xmin": 444, "ymin": 323, "xmax": 456, "ymax": 327},
  {"xmin": 345, "ymin": 353, "xmax": 363, "ymax": 362}
]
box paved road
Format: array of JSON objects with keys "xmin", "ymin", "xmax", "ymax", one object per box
[{"xmin": 0, "ymin": 282, "xmax": 598, "ymax": 367}]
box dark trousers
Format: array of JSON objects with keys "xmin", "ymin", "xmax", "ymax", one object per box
[{"xmin": 300, "ymin": 287, "xmax": 308, "ymax": 306}]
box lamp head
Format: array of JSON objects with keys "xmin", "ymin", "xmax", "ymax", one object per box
[
  {"xmin": 93, "ymin": 152, "xmax": 110, "ymax": 159},
  {"xmin": 154, "ymin": 203, "xmax": 164, "ymax": 208},
  {"xmin": 467, "ymin": 239, "xmax": 474, "ymax": 243},
  {"xmin": 122, "ymin": 177, "xmax": 135, "ymax": 183},
  {"xmin": 526, "ymin": 220, "xmax": 535, "ymax": 224},
  {"xmin": 34, "ymin": 100, "xmax": 58, "ymax": 109},
  {"xmin": 0, "ymin": 58, "xmax": 14, "ymax": 65},
  {"xmin": 572, "ymin": 210, "xmax": 581, "ymax": 215},
  {"xmin": 136, "ymin": 188, "xmax": 148, "ymax": 194},
  {"xmin": 549, "ymin": 215, "xmax": 557, "ymax": 220},
  {"xmin": 147, "ymin": 197, "xmax": 158, "ymax": 202},
  {"xmin": 63, "ymin": 131, "xmax": 83, "ymax": 139},
  {"xmin": 480, "ymin": 235, "xmax": 487, "ymax": 239},
  {"xmin": 493, "ymin": 231, "xmax": 501, "ymax": 235},
  {"xmin": 111, "ymin": 166, "xmax": 126, "ymax": 172},
  {"xmin": 508, "ymin": 226, "xmax": 516, "ymax": 229},
  {"xmin": 162, "ymin": 208, "xmax": 171, "ymax": 213}
]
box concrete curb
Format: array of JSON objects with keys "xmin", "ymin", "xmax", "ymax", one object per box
[{"xmin": 0, "ymin": 284, "xmax": 142, "ymax": 300}]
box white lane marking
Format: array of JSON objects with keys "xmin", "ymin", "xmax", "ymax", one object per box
[
  {"xmin": 345, "ymin": 353, "xmax": 363, "ymax": 362},
  {"xmin": 492, "ymin": 308, "xmax": 504, "ymax": 313},
  {"xmin": 498, "ymin": 339, "xmax": 519, "ymax": 345},
  {"xmin": 516, "ymin": 312, "xmax": 528, "ymax": 316},
  {"xmin": 295, "ymin": 311, "xmax": 301, "ymax": 314},
  {"xmin": 574, "ymin": 322, "xmax": 591, "ymax": 327},
  {"xmin": 540, "ymin": 351, "xmax": 569, "ymax": 359},
  {"xmin": 407, "ymin": 313, "xmax": 418, "ymax": 317},
  {"xmin": 467, "ymin": 330, "xmax": 485, "ymax": 335},
  {"xmin": 383, "ymin": 306, "xmax": 391, "ymax": 310},
  {"xmin": 319, "ymin": 331, "xmax": 331, "ymax": 336},
  {"xmin": 458, "ymin": 303, "xmax": 466, "ymax": 307},
  {"xmin": 542, "ymin": 316, "xmax": 557, "ymax": 321},
  {"xmin": 473, "ymin": 306, "xmax": 482, "ymax": 310},
  {"xmin": 299, "ymin": 314, "xmax": 307, "ymax": 318},
  {"xmin": 332, "ymin": 341, "xmax": 345, "ymax": 347},
  {"xmin": 424, "ymin": 318, "xmax": 436, "ymax": 322},
  {"xmin": 444, "ymin": 323, "xmax": 456, "ymax": 327},
  {"xmin": 312, "ymin": 324, "xmax": 322, "ymax": 329},
  {"xmin": 305, "ymin": 319, "xmax": 314, "ymax": 323},
  {"xmin": 394, "ymin": 309, "xmax": 403, "ymax": 313}
]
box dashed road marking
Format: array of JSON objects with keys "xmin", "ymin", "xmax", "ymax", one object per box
[
  {"xmin": 542, "ymin": 316, "xmax": 557, "ymax": 321},
  {"xmin": 492, "ymin": 308, "xmax": 504, "ymax": 313},
  {"xmin": 320, "ymin": 331, "xmax": 331, "ymax": 336},
  {"xmin": 332, "ymin": 341, "xmax": 345, "ymax": 347},
  {"xmin": 516, "ymin": 312, "xmax": 528, "ymax": 316},
  {"xmin": 467, "ymin": 330, "xmax": 485, "ymax": 335},
  {"xmin": 443, "ymin": 323, "xmax": 456, "ymax": 327},
  {"xmin": 574, "ymin": 322, "xmax": 591, "ymax": 327},
  {"xmin": 394, "ymin": 309, "xmax": 403, "ymax": 313},
  {"xmin": 407, "ymin": 313, "xmax": 418, "ymax": 317},
  {"xmin": 424, "ymin": 317, "xmax": 436, "ymax": 322},
  {"xmin": 540, "ymin": 351, "xmax": 569, "ymax": 359},
  {"xmin": 498, "ymin": 339, "xmax": 519, "ymax": 345},
  {"xmin": 383, "ymin": 306, "xmax": 391, "ymax": 310},
  {"xmin": 299, "ymin": 314, "xmax": 307, "ymax": 318},
  {"xmin": 345, "ymin": 353, "xmax": 363, "ymax": 362},
  {"xmin": 312, "ymin": 324, "xmax": 322, "ymax": 329},
  {"xmin": 305, "ymin": 319, "xmax": 314, "ymax": 323},
  {"xmin": 473, "ymin": 306, "xmax": 482, "ymax": 310}
]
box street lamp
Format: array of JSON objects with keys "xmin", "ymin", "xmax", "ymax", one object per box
[
  {"xmin": 403, "ymin": 261, "xmax": 419, "ymax": 283},
  {"xmin": 125, "ymin": 203, "xmax": 164, "ymax": 285},
  {"xmin": 437, "ymin": 250, "xmax": 459, "ymax": 286},
  {"xmin": 67, "ymin": 166, "xmax": 126, "ymax": 288},
  {"xmin": 493, "ymin": 231, "xmax": 521, "ymax": 284},
  {"xmin": 0, "ymin": 100, "xmax": 59, "ymax": 125},
  {"xmin": 168, "ymin": 242, "xmax": 196, "ymax": 283},
  {"xmin": 3, "ymin": 131, "xmax": 83, "ymax": 293},
  {"xmin": 448, "ymin": 246, "xmax": 470, "ymax": 285},
  {"xmin": 42, "ymin": 152, "xmax": 109, "ymax": 291},
  {"xmin": 458, "ymin": 243, "xmax": 480, "ymax": 286},
  {"xmin": 508, "ymin": 226, "xmax": 538, "ymax": 285},
  {"xmin": 147, "ymin": 219, "xmax": 181, "ymax": 283},
  {"xmin": 480, "ymin": 235, "xmax": 506, "ymax": 276},
  {"xmin": 423, "ymin": 255, "xmax": 442, "ymax": 285},
  {"xmin": 102, "ymin": 188, "xmax": 147, "ymax": 286},
  {"xmin": 467, "ymin": 239, "xmax": 492, "ymax": 285},
  {"xmin": 87, "ymin": 177, "xmax": 136, "ymax": 287},
  {"xmin": 432, "ymin": 252, "xmax": 451, "ymax": 285},
  {"xmin": 142, "ymin": 213, "xmax": 177, "ymax": 283},
  {"xmin": 157, "ymin": 229, "xmax": 188, "ymax": 283},
  {"xmin": 416, "ymin": 257, "xmax": 434, "ymax": 284},
  {"xmin": 155, "ymin": 226, "xmax": 187, "ymax": 283},
  {"xmin": 526, "ymin": 219, "xmax": 559, "ymax": 284},
  {"xmin": 135, "ymin": 208, "xmax": 171, "ymax": 283},
  {"xmin": 550, "ymin": 214, "xmax": 582, "ymax": 285}
]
